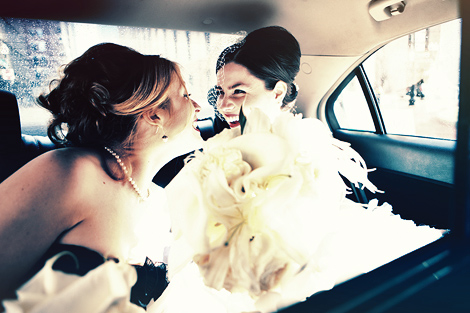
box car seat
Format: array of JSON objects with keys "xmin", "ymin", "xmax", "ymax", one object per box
[{"xmin": 0, "ymin": 90, "xmax": 57, "ymax": 183}]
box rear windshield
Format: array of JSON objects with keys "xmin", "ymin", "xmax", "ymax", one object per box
[{"xmin": 0, "ymin": 18, "xmax": 242, "ymax": 136}]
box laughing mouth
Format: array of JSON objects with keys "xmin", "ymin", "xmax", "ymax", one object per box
[{"xmin": 225, "ymin": 115, "xmax": 240, "ymax": 128}]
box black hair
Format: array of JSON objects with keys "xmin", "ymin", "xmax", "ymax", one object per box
[{"xmin": 216, "ymin": 26, "xmax": 301, "ymax": 108}]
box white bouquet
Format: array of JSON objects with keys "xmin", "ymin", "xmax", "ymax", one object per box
[{"xmin": 165, "ymin": 109, "xmax": 389, "ymax": 311}]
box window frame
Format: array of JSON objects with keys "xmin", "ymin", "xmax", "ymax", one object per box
[
  {"xmin": 326, "ymin": 63, "xmax": 387, "ymax": 135},
  {"xmin": 327, "ymin": 20, "xmax": 461, "ymax": 142}
]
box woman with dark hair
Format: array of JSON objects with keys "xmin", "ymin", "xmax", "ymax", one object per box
[
  {"xmin": 156, "ymin": 27, "xmax": 444, "ymax": 313},
  {"xmin": 153, "ymin": 26, "xmax": 302, "ymax": 187},
  {"xmin": 0, "ymin": 43, "xmax": 202, "ymax": 310},
  {"xmin": 210, "ymin": 26, "xmax": 301, "ymax": 128}
]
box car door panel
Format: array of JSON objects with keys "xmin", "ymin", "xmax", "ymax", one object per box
[{"xmin": 334, "ymin": 129, "xmax": 454, "ymax": 229}]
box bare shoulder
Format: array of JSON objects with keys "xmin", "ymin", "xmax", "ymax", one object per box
[
  {"xmin": 0, "ymin": 147, "xmax": 105, "ymax": 222},
  {"xmin": 2, "ymin": 147, "xmax": 99, "ymax": 188},
  {"xmin": 45, "ymin": 147, "xmax": 104, "ymax": 183}
]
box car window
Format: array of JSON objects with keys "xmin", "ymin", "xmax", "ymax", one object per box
[
  {"xmin": 0, "ymin": 18, "xmax": 242, "ymax": 136},
  {"xmin": 332, "ymin": 19, "xmax": 461, "ymax": 140},
  {"xmin": 333, "ymin": 75, "xmax": 375, "ymax": 132}
]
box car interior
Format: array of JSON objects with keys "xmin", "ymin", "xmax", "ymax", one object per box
[{"xmin": 1, "ymin": 0, "xmax": 469, "ymax": 312}]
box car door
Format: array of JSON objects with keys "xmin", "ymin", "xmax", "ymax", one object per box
[
  {"xmin": 323, "ymin": 19, "xmax": 460, "ymax": 231},
  {"xmin": 280, "ymin": 15, "xmax": 469, "ymax": 313}
]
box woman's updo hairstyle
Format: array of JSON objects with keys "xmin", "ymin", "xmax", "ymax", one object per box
[
  {"xmin": 216, "ymin": 26, "xmax": 301, "ymax": 109},
  {"xmin": 38, "ymin": 43, "xmax": 181, "ymax": 148}
]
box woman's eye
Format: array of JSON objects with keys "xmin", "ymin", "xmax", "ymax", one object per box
[
  {"xmin": 159, "ymin": 99, "xmax": 171, "ymax": 110},
  {"xmin": 230, "ymin": 89, "xmax": 246, "ymax": 98}
]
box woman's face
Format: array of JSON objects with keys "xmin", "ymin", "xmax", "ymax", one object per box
[
  {"xmin": 161, "ymin": 76, "xmax": 200, "ymax": 139},
  {"xmin": 215, "ymin": 62, "xmax": 281, "ymax": 128}
]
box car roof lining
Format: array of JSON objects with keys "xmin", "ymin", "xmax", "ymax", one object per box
[{"xmin": 1, "ymin": 0, "xmax": 460, "ymax": 56}]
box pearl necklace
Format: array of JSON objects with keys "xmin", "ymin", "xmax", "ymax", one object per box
[{"xmin": 104, "ymin": 146, "xmax": 149, "ymax": 201}]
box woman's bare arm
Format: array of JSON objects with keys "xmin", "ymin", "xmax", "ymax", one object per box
[{"xmin": 0, "ymin": 150, "xmax": 87, "ymax": 300}]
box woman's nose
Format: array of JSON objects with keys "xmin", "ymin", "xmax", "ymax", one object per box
[
  {"xmin": 217, "ymin": 97, "xmax": 236, "ymax": 113},
  {"xmin": 192, "ymin": 99, "xmax": 201, "ymax": 113}
]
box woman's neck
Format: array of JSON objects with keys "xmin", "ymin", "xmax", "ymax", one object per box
[{"xmin": 125, "ymin": 136, "xmax": 202, "ymax": 190}]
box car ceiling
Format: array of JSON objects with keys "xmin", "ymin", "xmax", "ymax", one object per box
[
  {"xmin": 1, "ymin": 0, "xmax": 461, "ymax": 118},
  {"xmin": 1, "ymin": 0, "xmax": 460, "ymax": 56}
]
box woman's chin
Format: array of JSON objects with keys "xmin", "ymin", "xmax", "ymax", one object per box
[
  {"xmin": 192, "ymin": 120, "xmax": 201, "ymax": 133},
  {"xmin": 170, "ymin": 125, "xmax": 204, "ymax": 155}
]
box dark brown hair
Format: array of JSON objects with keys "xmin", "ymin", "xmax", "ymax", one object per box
[
  {"xmin": 216, "ymin": 26, "xmax": 301, "ymax": 109},
  {"xmin": 38, "ymin": 43, "xmax": 183, "ymax": 148}
]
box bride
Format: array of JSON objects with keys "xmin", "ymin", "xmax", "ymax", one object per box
[{"xmin": 156, "ymin": 26, "xmax": 445, "ymax": 313}]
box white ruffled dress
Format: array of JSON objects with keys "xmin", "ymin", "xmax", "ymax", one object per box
[{"xmin": 155, "ymin": 110, "xmax": 444, "ymax": 313}]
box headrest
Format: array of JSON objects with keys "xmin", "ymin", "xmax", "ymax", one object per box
[
  {"xmin": 0, "ymin": 90, "xmax": 58, "ymax": 182},
  {"xmin": 0, "ymin": 90, "xmax": 22, "ymax": 149}
]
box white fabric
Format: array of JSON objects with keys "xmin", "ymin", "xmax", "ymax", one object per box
[
  {"xmin": 147, "ymin": 198, "xmax": 443, "ymax": 313},
  {"xmin": 126, "ymin": 185, "xmax": 172, "ymax": 265},
  {"xmin": 3, "ymin": 201, "xmax": 443, "ymax": 313},
  {"xmin": 3, "ymin": 253, "xmax": 144, "ymax": 313}
]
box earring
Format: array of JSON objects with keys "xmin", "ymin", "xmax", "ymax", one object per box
[{"xmin": 159, "ymin": 126, "xmax": 168, "ymax": 142}]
